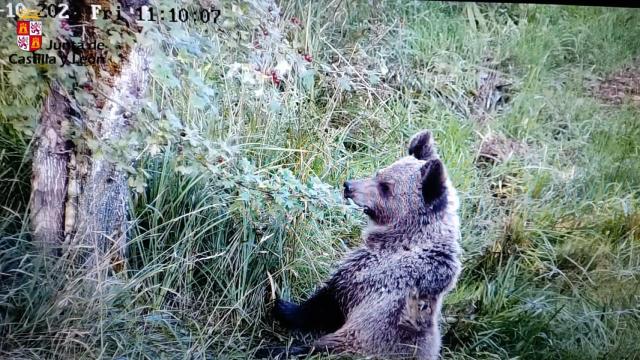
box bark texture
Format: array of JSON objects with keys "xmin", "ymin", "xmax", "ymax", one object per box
[
  {"xmin": 30, "ymin": 82, "xmax": 71, "ymax": 253},
  {"xmin": 74, "ymin": 45, "xmax": 149, "ymax": 270}
]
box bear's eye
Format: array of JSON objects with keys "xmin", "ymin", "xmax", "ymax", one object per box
[{"xmin": 378, "ymin": 182, "xmax": 392, "ymax": 197}]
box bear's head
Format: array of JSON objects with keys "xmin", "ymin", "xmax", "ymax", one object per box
[{"xmin": 343, "ymin": 130, "xmax": 456, "ymax": 227}]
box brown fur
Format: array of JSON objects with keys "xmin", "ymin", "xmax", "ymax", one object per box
[{"xmin": 270, "ymin": 130, "xmax": 462, "ymax": 360}]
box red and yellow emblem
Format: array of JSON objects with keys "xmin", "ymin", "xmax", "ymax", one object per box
[{"xmin": 16, "ymin": 9, "xmax": 42, "ymax": 52}]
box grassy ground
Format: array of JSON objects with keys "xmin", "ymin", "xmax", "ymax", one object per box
[{"xmin": 1, "ymin": 2, "xmax": 640, "ymax": 359}]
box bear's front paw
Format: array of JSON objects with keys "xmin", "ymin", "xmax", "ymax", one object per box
[{"xmin": 273, "ymin": 298, "xmax": 302, "ymax": 328}]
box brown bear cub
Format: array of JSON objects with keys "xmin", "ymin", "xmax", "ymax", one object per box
[{"xmin": 262, "ymin": 130, "xmax": 462, "ymax": 359}]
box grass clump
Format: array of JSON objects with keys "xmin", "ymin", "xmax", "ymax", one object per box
[{"xmin": 2, "ymin": 2, "xmax": 640, "ymax": 359}]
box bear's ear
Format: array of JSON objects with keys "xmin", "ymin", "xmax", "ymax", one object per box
[
  {"xmin": 408, "ymin": 130, "xmax": 437, "ymax": 160},
  {"xmin": 420, "ymin": 159, "xmax": 447, "ymax": 204}
]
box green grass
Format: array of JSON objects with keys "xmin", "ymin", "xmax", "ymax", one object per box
[{"xmin": 1, "ymin": 2, "xmax": 640, "ymax": 359}]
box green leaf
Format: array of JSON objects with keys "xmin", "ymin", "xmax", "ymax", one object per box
[
  {"xmin": 337, "ymin": 76, "xmax": 352, "ymax": 91},
  {"xmin": 190, "ymin": 94, "xmax": 207, "ymax": 109},
  {"xmin": 300, "ymin": 69, "xmax": 315, "ymax": 90},
  {"xmin": 240, "ymin": 190, "xmax": 251, "ymax": 203},
  {"xmin": 7, "ymin": 71, "xmax": 23, "ymax": 87}
]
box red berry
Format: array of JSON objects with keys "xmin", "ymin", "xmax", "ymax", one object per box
[
  {"xmin": 303, "ymin": 54, "xmax": 312, "ymax": 62},
  {"xmin": 271, "ymin": 72, "xmax": 281, "ymax": 86}
]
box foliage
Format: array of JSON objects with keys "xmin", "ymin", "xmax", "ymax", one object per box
[{"xmin": 1, "ymin": 1, "xmax": 640, "ymax": 360}]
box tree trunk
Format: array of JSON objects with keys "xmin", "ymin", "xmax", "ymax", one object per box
[
  {"xmin": 73, "ymin": 45, "xmax": 149, "ymax": 271},
  {"xmin": 30, "ymin": 82, "xmax": 71, "ymax": 255},
  {"xmin": 29, "ymin": 3, "xmax": 149, "ymax": 273}
]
